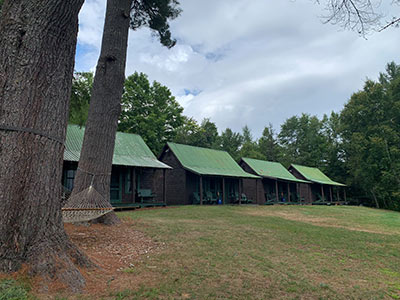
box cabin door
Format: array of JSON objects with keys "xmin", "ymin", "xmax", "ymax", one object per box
[{"xmin": 110, "ymin": 171, "xmax": 122, "ymax": 204}]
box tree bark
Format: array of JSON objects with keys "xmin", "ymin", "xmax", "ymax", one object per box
[
  {"xmin": 71, "ymin": 0, "xmax": 132, "ymax": 224},
  {"xmin": 371, "ymin": 190, "xmax": 380, "ymax": 209},
  {"xmin": 0, "ymin": 0, "xmax": 92, "ymax": 291}
]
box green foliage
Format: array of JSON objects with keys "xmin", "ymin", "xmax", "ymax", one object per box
[
  {"xmin": 278, "ymin": 113, "xmax": 328, "ymax": 168},
  {"xmin": 320, "ymin": 112, "xmax": 347, "ymax": 185},
  {"xmin": 217, "ymin": 128, "xmax": 243, "ymax": 161},
  {"xmin": 0, "ymin": 279, "xmax": 31, "ymax": 300},
  {"xmin": 118, "ymin": 72, "xmax": 184, "ymax": 155},
  {"xmin": 68, "ymin": 72, "xmax": 93, "ymax": 126},
  {"xmin": 340, "ymin": 62, "xmax": 400, "ymax": 210},
  {"xmin": 173, "ymin": 118, "xmax": 219, "ymax": 149},
  {"xmin": 130, "ymin": 0, "xmax": 181, "ymax": 48},
  {"xmin": 239, "ymin": 125, "xmax": 264, "ymax": 160},
  {"xmin": 258, "ymin": 124, "xmax": 281, "ymax": 162}
]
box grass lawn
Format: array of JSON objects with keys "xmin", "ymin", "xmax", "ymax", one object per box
[
  {"xmin": 113, "ymin": 205, "xmax": 400, "ymax": 299},
  {"xmin": 2, "ymin": 205, "xmax": 400, "ymax": 299}
]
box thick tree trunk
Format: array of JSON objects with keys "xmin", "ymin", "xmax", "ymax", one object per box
[
  {"xmin": 71, "ymin": 0, "xmax": 131, "ymax": 224},
  {"xmin": 0, "ymin": 0, "xmax": 91, "ymax": 291}
]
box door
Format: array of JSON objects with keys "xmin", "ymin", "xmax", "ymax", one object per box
[{"xmin": 110, "ymin": 171, "xmax": 122, "ymax": 204}]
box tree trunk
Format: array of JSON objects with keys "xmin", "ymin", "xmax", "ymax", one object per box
[
  {"xmin": 371, "ymin": 190, "xmax": 380, "ymax": 209},
  {"xmin": 0, "ymin": 0, "xmax": 92, "ymax": 291},
  {"xmin": 71, "ymin": 0, "xmax": 132, "ymax": 225}
]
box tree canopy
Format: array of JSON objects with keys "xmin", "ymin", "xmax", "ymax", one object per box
[
  {"xmin": 130, "ymin": 0, "xmax": 181, "ymax": 48},
  {"xmin": 69, "ymin": 72, "xmax": 93, "ymax": 126},
  {"xmin": 340, "ymin": 62, "xmax": 400, "ymax": 209},
  {"xmin": 118, "ymin": 72, "xmax": 184, "ymax": 154}
]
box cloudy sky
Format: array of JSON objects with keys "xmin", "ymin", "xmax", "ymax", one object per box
[{"xmin": 75, "ymin": 0, "xmax": 400, "ymax": 137}]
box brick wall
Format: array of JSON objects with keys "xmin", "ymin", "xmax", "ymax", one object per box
[{"xmin": 159, "ymin": 149, "xmax": 187, "ymax": 205}]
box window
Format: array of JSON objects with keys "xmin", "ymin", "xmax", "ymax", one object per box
[
  {"xmin": 125, "ymin": 169, "xmax": 132, "ymax": 194},
  {"xmin": 64, "ymin": 169, "xmax": 76, "ymax": 191}
]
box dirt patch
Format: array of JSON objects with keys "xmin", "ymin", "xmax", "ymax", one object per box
[
  {"xmin": 31, "ymin": 218, "xmax": 164, "ymax": 299},
  {"xmin": 243, "ymin": 208, "xmax": 395, "ymax": 235}
]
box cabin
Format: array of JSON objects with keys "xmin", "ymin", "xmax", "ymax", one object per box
[
  {"xmin": 288, "ymin": 164, "xmax": 346, "ymax": 204},
  {"xmin": 158, "ymin": 142, "xmax": 260, "ymax": 205},
  {"xmin": 63, "ymin": 124, "xmax": 171, "ymax": 208},
  {"xmin": 239, "ymin": 158, "xmax": 310, "ymax": 204}
]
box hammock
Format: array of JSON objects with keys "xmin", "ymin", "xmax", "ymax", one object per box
[{"xmin": 62, "ymin": 185, "xmax": 114, "ymax": 223}]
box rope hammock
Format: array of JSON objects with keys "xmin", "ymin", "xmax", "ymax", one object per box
[{"xmin": 61, "ymin": 169, "xmax": 114, "ymax": 223}]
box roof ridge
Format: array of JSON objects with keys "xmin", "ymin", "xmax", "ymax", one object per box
[{"xmin": 168, "ymin": 141, "xmax": 230, "ymax": 154}]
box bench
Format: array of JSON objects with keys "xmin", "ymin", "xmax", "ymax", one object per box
[{"xmin": 137, "ymin": 189, "xmax": 155, "ymax": 203}]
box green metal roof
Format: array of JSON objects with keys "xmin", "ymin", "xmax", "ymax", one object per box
[
  {"xmin": 290, "ymin": 164, "xmax": 346, "ymax": 186},
  {"xmin": 167, "ymin": 142, "xmax": 260, "ymax": 179},
  {"xmin": 242, "ymin": 158, "xmax": 309, "ymax": 184},
  {"xmin": 64, "ymin": 124, "xmax": 171, "ymax": 169}
]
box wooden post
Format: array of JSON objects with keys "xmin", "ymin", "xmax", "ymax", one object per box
[
  {"xmin": 330, "ymin": 186, "xmax": 333, "ymax": 202},
  {"xmin": 132, "ymin": 167, "xmax": 136, "ymax": 203},
  {"xmin": 344, "ymin": 188, "xmax": 347, "ymax": 202},
  {"xmin": 337, "ymin": 188, "xmax": 340, "ymax": 201},
  {"xmin": 222, "ymin": 177, "xmax": 226, "ymax": 205},
  {"xmin": 238, "ymin": 179, "xmax": 242, "ymax": 205},
  {"xmin": 287, "ymin": 182, "xmax": 290, "ymax": 203},
  {"xmin": 275, "ymin": 180, "xmax": 279, "ymax": 202},
  {"xmin": 163, "ymin": 169, "xmax": 166, "ymax": 204},
  {"xmin": 255, "ymin": 179, "xmax": 258, "ymax": 204},
  {"xmin": 321, "ymin": 185, "xmax": 324, "ymax": 201},
  {"xmin": 200, "ymin": 176, "xmax": 203, "ymax": 205},
  {"xmin": 309, "ymin": 185, "xmax": 312, "ymax": 203}
]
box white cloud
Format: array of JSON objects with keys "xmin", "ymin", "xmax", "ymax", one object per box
[{"xmin": 76, "ymin": 0, "xmax": 400, "ymax": 137}]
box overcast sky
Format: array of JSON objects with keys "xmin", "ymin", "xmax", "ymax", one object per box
[{"xmin": 75, "ymin": 0, "xmax": 400, "ymax": 137}]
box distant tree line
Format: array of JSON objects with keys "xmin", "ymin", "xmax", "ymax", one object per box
[{"xmin": 69, "ymin": 62, "xmax": 400, "ymax": 211}]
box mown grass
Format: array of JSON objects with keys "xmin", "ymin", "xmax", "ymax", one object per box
[
  {"xmin": 2, "ymin": 205, "xmax": 400, "ymax": 299},
  {"xmin": 116, "ymin": 205, "xmax": 400, "ymax": 299}
]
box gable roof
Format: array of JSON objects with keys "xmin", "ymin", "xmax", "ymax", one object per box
[
  {"xmin": 290, "ymin": 164, "xmax": 345, "ymax": 186},
  {"xmin": 64, "ymin": 124, "xmax": 171, "ymax": 169},
  {"xmin": 241, "ymin": 158, "xmax": 309, "ymax": 184},
  {"xmin": 166, "ymin": 142, "xmax": 259, "ymax": 179}
]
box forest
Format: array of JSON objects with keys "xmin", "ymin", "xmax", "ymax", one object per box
[{"xmin": 70, "ymin": 62, "xmax": 400, "ymax": 211}]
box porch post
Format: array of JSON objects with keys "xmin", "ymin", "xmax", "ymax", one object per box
[
  {"xmin": 275, "ymin": 180, "xmax": 279, "ymax": 202},
  {"xmin": 337, "ymin": 188, "xmax": 340, "ymax": 201},
  {"xmin": 200, "ymin": 176, "xmax": 203, "ymax": 205},
  {"xmin": 163, "ymin": 169, "xmax": 166, "ymax": 204},
  {"xmin": 287, "ymin": 182, "xmax": 290, "ymax": 203},
  {"xmin": 255, "ymin": 179, "xmax": 258, "ymax": 204},
  {"xmin": 344, "ymin": 188, "xmax": 347, "ymax": 202},
  {"xmin": 222, "ymin": 177, "xmax": 226, "ymax": 205},
  {"xmin": 239, "ymin": 179, "xmax": 242, "ymax": 205},
  {"xmin": 132, "ymin": 167, "xmax": 136, "ymax": 203},
  {"xmin": 321, "ymin": 185, "xmax": 325, "ymax": 201},
  {"xmin": 330, "ymin": 186, "xmax": 333, "ymax": 202}
]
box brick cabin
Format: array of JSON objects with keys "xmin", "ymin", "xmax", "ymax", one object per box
[
  {"xmin": 288, "ymin": 164, "xmax": 346, "ymax": 203},
  {"xmin": 158, "ymin": 142, "xmax": 260, "ymax": 205},
  {"xmin": 62, "ymin": 124, "xmax": 171, "ymax": 207}
]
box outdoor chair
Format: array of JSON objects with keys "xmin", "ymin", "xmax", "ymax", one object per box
[
  {"xmin": 137, "ymin": 189, "xmax": 155, "ymax": 203},
  {"xmin": 312, "ymin": 193, "xmax": 328, "ymax": 205},
  {"xmin": 193, "ymin": 192, "xmax": 201, "ymax": 205},
  {"xmin": 265, "ymin": 192, "xmax": 277, "ymax": 205},
  {"xmin": 206, "ymin": 191, "xmax": 218, "ymax": 204}
]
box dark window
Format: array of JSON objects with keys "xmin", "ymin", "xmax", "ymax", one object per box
[
  {"xmin": 125, "ymin": 169, "xmax": 132, "ymax": 194},
  {"xmin": 65, "ymin": 169, "xmax": 76, "ymax": 191}
]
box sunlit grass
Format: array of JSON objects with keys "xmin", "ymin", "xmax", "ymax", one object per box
[{"xmin": 115, "ymin": 205, "xmax": 400, "ymax": 299}]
